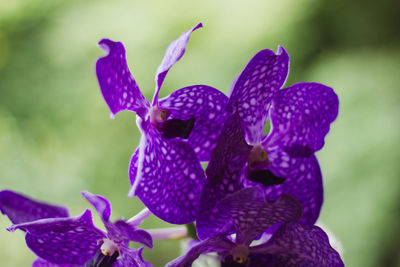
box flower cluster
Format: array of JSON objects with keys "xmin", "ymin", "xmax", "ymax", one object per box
[{"xmin": 1, "ymin": 23, "xmax": 343, "ymax": 266}]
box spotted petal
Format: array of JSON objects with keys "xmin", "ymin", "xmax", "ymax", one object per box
[
  {"xmin": 152, "ymin": 23, "xmax": 203, "ymax": 106},
  {"xmin": 81, "ymin": 191, "xmax": 111, "ymax": 222},
  {"xmin": 113, "ymin": 247, "xmax": 153, "ymax": 267},
  {"xmin": 96, "ymin": 39, "xmax": 150, "ymax": 119},
  {"xmin": 260, "ymin": 148, "xmax": 323, "ymax": 224},
  {"xmin": 9, "ymin": 210, "xmax": 105, "ymax": 265},
  {"xmin": 228, "ymin": 47, "xmax": 289, "ymax": 144},
  {"xmin": 251, "ymin": 223, "xmax": 344, "ymax": 267},
  {"xmin": 165, "ymin": 235, "xmax": 234, "ymax": 267},
  {"xmin": 264, "ymin": 82, "xmax": 339, "ymax": 157},
  {"xmin": 197, "ymin": 111, "xmax": 250, "ymax": 240},
  {"xmin": 0, "ymin": 190, "xmax": 68, "ymax": 225},
  {"xmin": 129, "ymin": 125, "xmax": 206, "ymax": 224},
  {"xmin": 251, "ymin": 254, "xmax": 280, "ymax": 267},
  {"xmin": 105, "ymin": 219, "xmax": 153, "ymax": 249},
  {"xmin": 205, "ymin": 109, "xmax": 251, "ymax": 181},
  {"xmin": 196, "ymin": 159, "xmax": 245, "ymax": 240},
  {"xmin": 128, "ymin": 147, "xmax": 140, "ymax": 185},
  {"xmin": 159, "ymin": 85, "xmax": 229, "ymax": 161},
  {"xmin": 32, "ymin": 258, "xmax": 78, "ymax": 267},
  {"xmin": 217, "ymin": 187, "xmax": 302, "ymax": 245}
]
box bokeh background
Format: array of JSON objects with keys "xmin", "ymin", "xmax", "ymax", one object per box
[{"xmin": 1, "ymin": 0, "xmax": 399, "ymax": 266}]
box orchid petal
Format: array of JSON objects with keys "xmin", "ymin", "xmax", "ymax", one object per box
[
  {"xmin": 261, "ymin": 148, "xmax": 324, "ymax": 224},
  {"xmin": 197, "ymin": 111, "xmax": 250, "ymax": 240},
  {"xmin": 32, "ymin": 258, "xmax": 78, "ymax": 267},
  {"xmin": 9, "ymin": 210, "xmax": 105, "ymax": 265},
  {"xmin": 96, "ymin": 39, "xmax": 150, "ymax": 119},
  {"xmin": 129, "ymin": 125, "xmax": 206, "ymax": 224},
  {"xmin": 81, "ymin": 191, "xmax": 111, "ymax": 222},
  {"xmin": 251, "ymin": 223, "xmax": 344, "ymax": 267},
  {"xmin": 114, "ymin": 247, "xmax": 153, "ymax": 267},
  {"xmin": 128, "ymin": 147, "xmax": 140, "ymax": 186},
  {"xmin": 165, "ymin": 235, "xmax": 234, "ymax": 267},
  {"xmin": 217, "ymin": 187, "xmax": 302, "ymax": 245},
  {"xmin": 264, "ymin": 82, "xmax": 339, "ymax": 157},
  {"xmin": 0, "ymin": 190, "xmax": 68, "ymax": 225},
  {"xmin": 159, "ymin": 85, "xmax": 229, "ymax": 161},
  {"xmin": 105, "ymin": 219, "xmax": 153, "ymax": 249},
  {"xmin": 152, "ymin": 23, "xmax": 203, "ymax": 106},
  {"xmin": 205, "ymin": 109, "xmax": 251, "ymax": 182},
  {"xmin": 196, "ymin": 166, "xmax": 244, "ymax": 240},
  {"xmin": 228, "ymin": 47, "xmax": 289, "ymax": 144}
]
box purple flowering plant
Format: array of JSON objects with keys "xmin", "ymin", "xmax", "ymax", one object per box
[
  {"xmin": 1, "ymin": 23, "xmax": 344, "ymax": 266},
  {"xmin": 0, "ymin": 190, "xmax": 153, "ymax": 267},
  {"xmin": 167, "ymin": 187, "xmax": 343, "ymax": 267},
  {"xmin": 96, "ymin": 23, "xmax": 228, "ymax": 224}
]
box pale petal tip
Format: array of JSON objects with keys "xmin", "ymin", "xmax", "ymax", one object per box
[
  {"xmin": 80, "ymin": 190, "xmax": 91, "ymax": 199},
  {"xmin": 6, "ymin": 225, "xmax": 16, "ymax": 232},
  {"xmin": 277, "ymin": 45, "xmax": 288, "ymax": 56},
  {"xmin": 98, "ymin": 39, "xmax": 112, "ymax": 56}
]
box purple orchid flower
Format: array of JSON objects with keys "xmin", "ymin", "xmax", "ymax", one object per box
[
  {"xmin": 167, "ymin": 187, "xmax": 344, "ymax": 267},
  {"xmin": 197, "ymin": 108, "xmax": 252, "ymax": 239},
  {"xmin": 0, "ymin": 190, "xmax": 152, "ymax": 267},
  {"xmin": 96, "ymin": 23, "xmax": 229, "ymax": 224},
  {"xmin": 196, "ymin": 96, "xmax": 333, "ymax": 238},
  {"xmin": 212, "ymin": 46, "xmax": 338, "ymax": 227}
]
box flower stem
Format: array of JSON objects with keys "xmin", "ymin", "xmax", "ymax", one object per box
[
  {"xmin": 185, "ymin": 222, "xmax": 199, "ymax": 240},
  {"xmin": 126, "ymin": 207, "xmax": 152, "ymax": 226},
  {"xmin": 146, "ymin": 227, "xmax": 188, "ymax": 240}
]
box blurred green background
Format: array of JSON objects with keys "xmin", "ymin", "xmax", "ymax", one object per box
[{"xmin": 1, "ymin": 0, "xmax": 399, "ymax": 266}]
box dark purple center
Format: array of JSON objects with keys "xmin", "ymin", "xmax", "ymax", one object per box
[
  {"xmin": 221, "ymin": 255, "xmax": 248, "ymax": 267},
  {"xmin": 160, "ymin": 118, "xmax": 195, "ymax": 139},
  {"xmin": 247, "ymin": 169, "xmax": 285, "ymax": 187},
  {"xmin": 85, "ymin": 248, "xmax": 119, "ymax": 267}
]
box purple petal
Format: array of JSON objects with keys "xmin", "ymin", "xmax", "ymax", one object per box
[
  {"xmin": 246, "ymin": 254, "xmax": 275, "ymax": 267},
  {"xmin": 0, "ymin": 190, "xmax": 68, "ymax": 225},
  {"xmin": 165, "ymin": 236, "xmax": 234, "ymax": 267},
  {"xmin": 128, "ymin": 147, "xmax": 140, "ymax": 186},
  {"xmin": 264, "ymin": 82, "xmax": 339, "ymax": 157},
  {"xmin": 152, "ymin": 23, "xmax": 203, "ymax": 106},
  {"xmin": 197, "ymin": 111, "xmax": 250, "ymax": 240},
  {"xmin": 159, "ymin": 85, "xmax": 229, "ymax": 161},
  {"xmin": 228, "ymin": 47, "xmax": 289, "ymax": 144},
  {"xmin": 196, "ymin": 171, "xmax": 244, "ymax": 240},
  {"xmin": 96, "ymin": 39, "xmax": 150, "ymax": 119},
  {"xmin": 105, "ymin": 219, "xmax": 153, "ymax": 248},
  {"xmin": 217, "ymin": 187, "xmax": 302, "ymax": 245},
  {"xmin": 205, "ymin": 108, "xmax": 251, "ymax": 185},
  {"xmin": 81, "ymin": 191, "xmax": 111, "ymax": 222},
  {"xmin": 259, "ymin": 148, "xmax": 323, "ymax": 224},
  {"xmin": 251, "ymin": 223, "xmax": 344, "ymax": 267},
  {"xmin": 128, "ymin": 228, "xmax": 153, "ymax": 249},
  {"xmin": 9, "ymin": 210, "xmax": 105, "ymax": 265},
  {"xmin": 32, "ymin": 258, "xmax": 78, "ymax": 267},
  {"xmin": 129, "ymin": 125, "xmax": 206, "ymax": 224},
  {"xmin": 114, "ymin": 247, "xmax": 153, "ymax": 267}
]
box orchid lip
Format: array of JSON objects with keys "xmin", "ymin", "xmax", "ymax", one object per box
[
  {"xmin": 247, "ymin": 143, "xmax": 270, "ymax": 169},
  {"xmin": 85, "ymin": 244, "xmax": 119, "ymax": 267},
  {"xmin": 247, "ymin": 169, "xmax": 285, "ymax": 187},
  {"xmin": 160, "ymin": 118, "xmax": 196, "ymax": 139}
]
